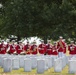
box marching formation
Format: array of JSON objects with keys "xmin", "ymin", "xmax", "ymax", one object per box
[{"xmin": 0, "ymin": 36, "xmax": 76, "ymax": 58}]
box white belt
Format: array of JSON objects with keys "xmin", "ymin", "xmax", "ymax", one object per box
[
  {"xmin": 18, "ymin": 49, "xmax": 22, "ymax": 50},
  {"xmin": 47, "ymin": 49, "xmax": 51, "ymax": 50},
  {"xmin": 1, "ymin": 48, "xmax": 5, "ymax": 50}
]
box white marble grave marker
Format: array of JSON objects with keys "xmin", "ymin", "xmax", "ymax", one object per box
[
  {"xmin": 19, "ymin": 56, "xmax": 25, "ymax": 68},
  {"xmin": 24, "ymin": 58, "xmax": 31, "ymax": 72},
  {"xmin": 30, "ymin": 57, "xmax": 37, "ymax": 69},
  {"xmin": 69, "ymin": 60, "xmax": 76, "ymax": 73},
  {"xmin": 3, "ymin": 58, "xmax": 12, "ymax": 72},
  {"xmin": 54, "ymin": 58, "xmax": 62, "ymax": 72},
  {"xmin": 37, "ymin": 59, "xmax": 45, "ymax": 74},
  {"xmin": 12, "ymin": 58, "xmax": 19, "ymax": 70}
]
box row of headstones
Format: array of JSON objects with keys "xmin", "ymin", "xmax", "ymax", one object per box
[
  {"xmin": 0, "ymin": 54, "xmax": 72, "ymax": 74},
  {"xmin": 54, "ymin": 55, "xmax": 76, "ymax": 74},
  {"xmin": 0, "ymin": 54, "xmax": 57, "ymax": 73}
]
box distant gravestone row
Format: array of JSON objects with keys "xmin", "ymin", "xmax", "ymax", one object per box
[{"xmin": 0, "ymin": 54, "xmax": 75, "ymax": 74}]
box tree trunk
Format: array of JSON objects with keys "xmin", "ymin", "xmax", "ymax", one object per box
[
  {"xmin": 17, "ymin": 35, "xmax": 21, "ymax": 42},
  {"xmin": 43, "ymin": 36, "xmax": 47, "ymax": 44}
]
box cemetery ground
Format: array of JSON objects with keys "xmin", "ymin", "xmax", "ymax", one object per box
[
  {"xmin": 0, "ymin": 51, "xmax": 75, "ymax": 75},
  {"xmin": 0, "ymin": 65, "xmax": 75, "ymax": 75}
]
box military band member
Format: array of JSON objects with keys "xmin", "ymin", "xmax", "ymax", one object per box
[
  {"xmin": 23, "ymin": 41, "xmax": 31, "ymax": 54},
  {"xmin": 0, "ymin": 40, "xmax": 6, "ymax": 54},
  {"xmin": 16, "ymin": 41, "xmax": 23, "ymax": 54},
  {"xmin": 8, "ymin": 40, "xmax": 16, "ymax": 54},
  {"xmin": 57, "ymin": 36, "xmax": 66, "ymax": 57},
  {"xmin": 6, "ymin": 41, "xmax": 10, "ymax": 49},
  {"xmin": 46, "ymin": 40, "xmax": 52, "ymax": 55},
  {"xmin": 62, "ymin": 39, "xmax": 67, "ymax": 56},
  {"xmin": 30, "ymin": 40, "xmax": 38, "ymax": 55},
  {"xmin": 52, "ymin": 42, "xmax": 58, "ymax": 57},
  {"xmin": 68, "ymin": 41, "xmax": 76, "ymax": 58},
  {"xmin": 38, "ymin": 40, "xmax": 46, "ymax": 55}
]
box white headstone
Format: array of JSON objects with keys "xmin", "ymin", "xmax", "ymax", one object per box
[
  {"xmin": 0, "ymin": 56, "xmax": 2, "ymax": 67},
  {"xmin": 30, "ymin": 57, "xmax": 37, "ymax": 69},
  {"xmin": 44, "ymin": 57, "xmax": 49, "ymax": 70},
  {"xmin": 69, "ymin": 60, "xmax": 76, "ymax": 73},
  {"xmin": 3, "ymin": 58, "xmax": 12, "ymax": 72},
  {"xmin": 61, "ymin": 56, "xmax": 67, "ymax": 69},
  {"xmin": 65, "ymin": 56, "xmax": 69, "ymax": 64},
  {"xmin": 52, "ymin": 56, "xmax": 57, "ymax": 66},
  {"xmin": 24, "ymin": 58, "xmax": 31, "ymax": 72},
  {"xmin": 71, "ymin": 57, "xmax": 76, "ymax": 60},
  {"xmin": 47, "ymin": 57, "xmax": 53, "ymax": 68},
  {"xmin": 25, "ymin": 55, "xmax": 32, "ymax": 58},
  {"xmin": 37, "ymin": 59, "xmax": 45, "ymax": 74},
  {"xmin": 12, "ymin": 58, "xmax": 19, "ymax": 70},
  {"xmin": 54, "ymin": 58, "xmax": 62, "ymax": 72},
  {"xmin": 19, "ymin": 56, "xmax": 25, "ymax": 68},
  {"xmin": 1, "ymin": 56, "xmax": 7, "ymax": 68}
]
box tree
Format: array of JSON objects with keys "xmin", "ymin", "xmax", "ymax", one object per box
[{"xmin": 0, "ymin": 0, "xmax": 76, "ymax": 42}]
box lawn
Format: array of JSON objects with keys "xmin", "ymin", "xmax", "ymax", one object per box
[{"xmin": 0, "ymin": 65, "xmax": 75, "ymax": 75}]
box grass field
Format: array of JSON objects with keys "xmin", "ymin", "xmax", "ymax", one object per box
[
  {"xmin": 0, "ymin": 65, "xmax": 75, "ymax": 75},
  {"xmin": 0, "ymin": 51, "xmax": 75, "ymax": 75}
]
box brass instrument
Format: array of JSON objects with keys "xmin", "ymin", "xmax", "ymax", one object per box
[
  {"xmin": 70, "ymin": 46, "xmax": 74, "ymax": 51},
  {"xmin": 31, "ymin": 45, "xmax": 37, "ymax": 53},
  {"xmin": 25, "ymin": 46, "xmax": 31, "ymax": 54},
  {"xmin": 33, "ymin": 46, "xmax": 37, "ymax": 51}
]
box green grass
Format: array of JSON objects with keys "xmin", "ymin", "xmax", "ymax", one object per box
[{"xmin": 0, "ymin": 66, "xmax": 75, "ymax": 75}]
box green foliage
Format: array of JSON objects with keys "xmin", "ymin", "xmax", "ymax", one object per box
[{"xmin": 0, "ymin": 0, "xmax": 76, "ymax": 41}]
